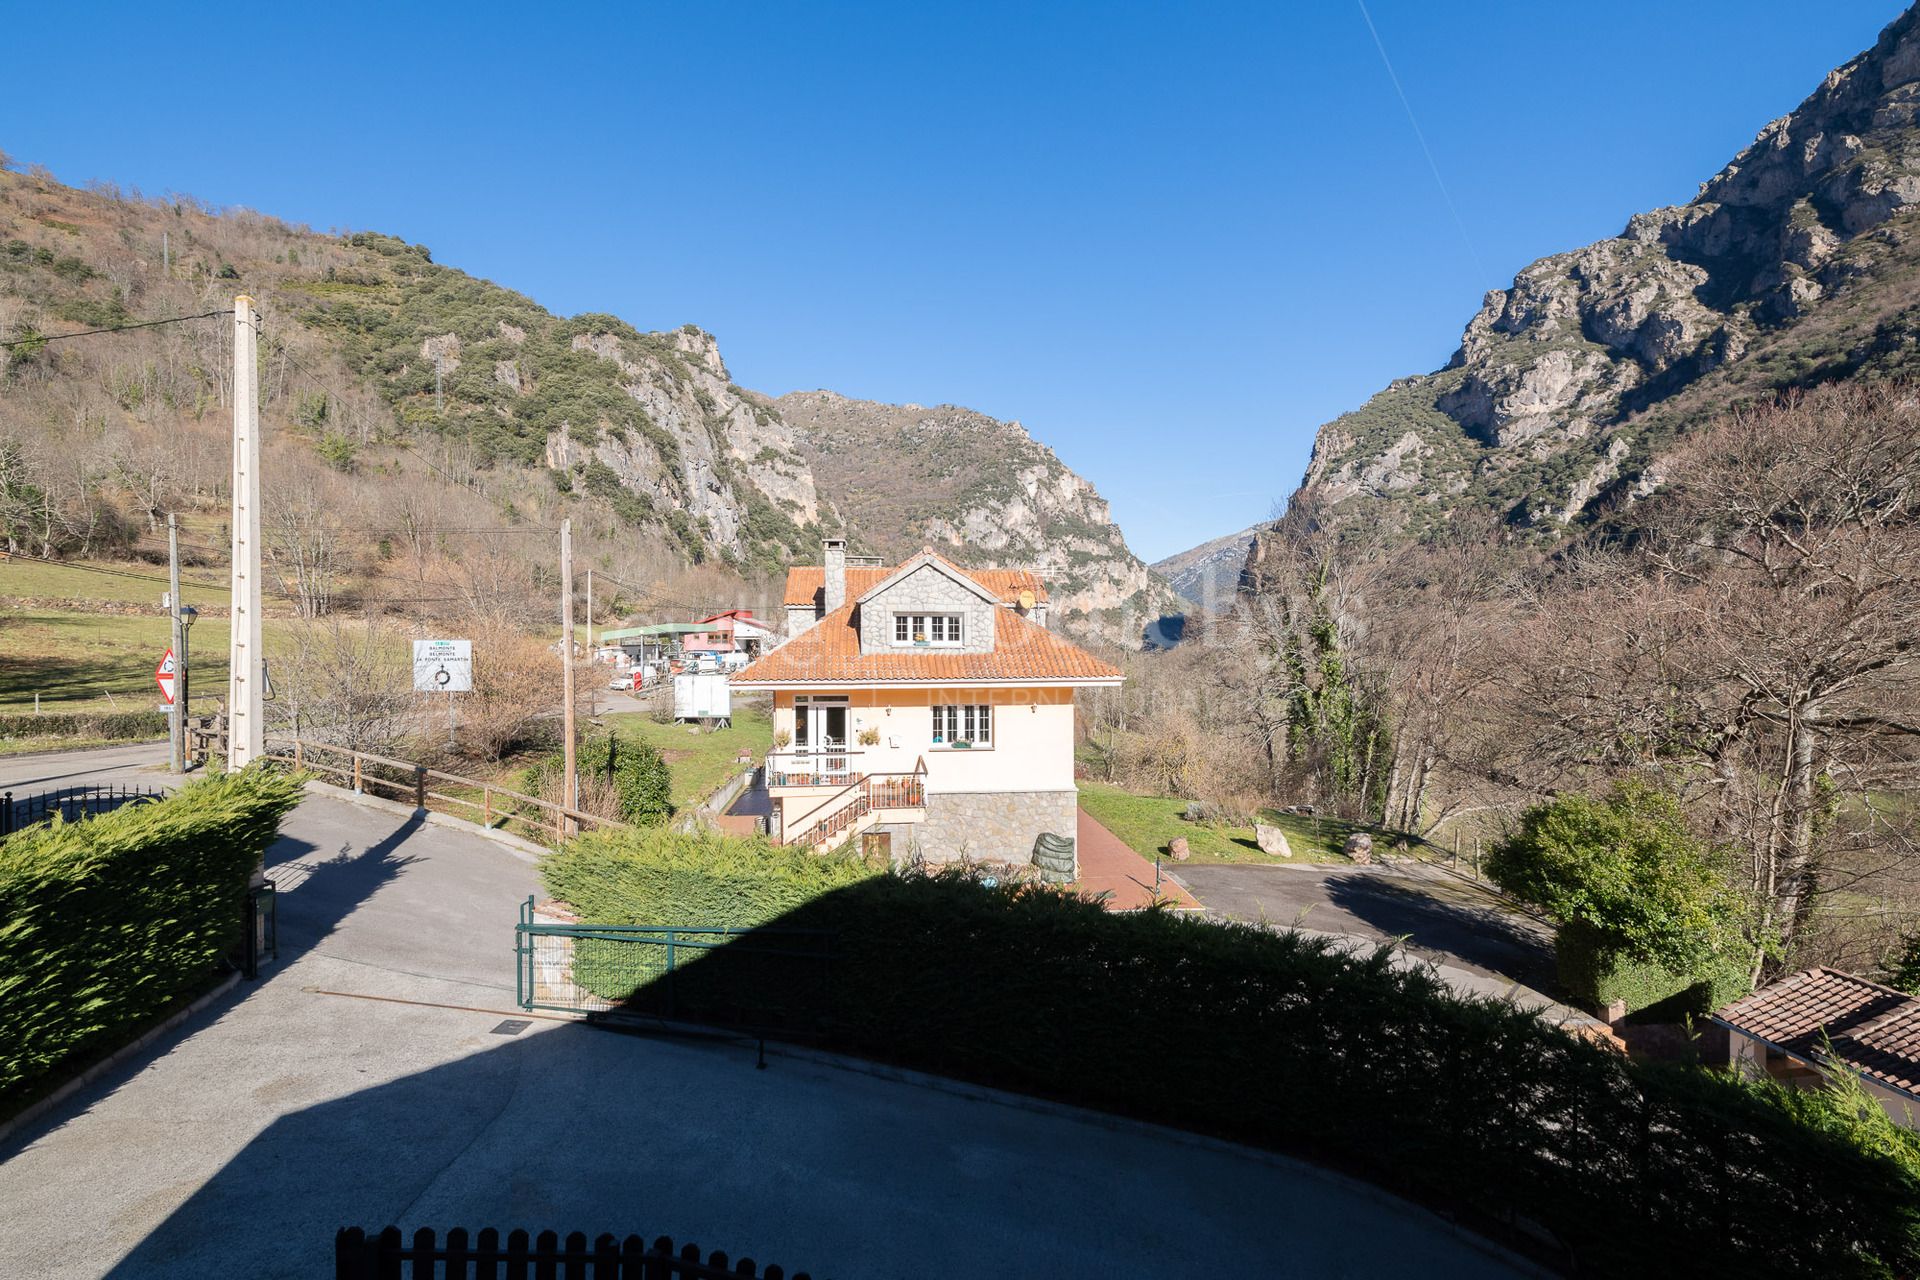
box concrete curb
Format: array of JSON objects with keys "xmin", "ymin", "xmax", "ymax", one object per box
[
  {"xmin": 753, "ymin": 1038, "xmax": 1559, "ymax": 1278},
  {"xmin": 0, "ymin": 737, "xmax": 170, "ymax": 764},
  {"xmin": 0, "ymin": 970, "xmax": 242, "ymax": 1149},
  {"xmin": 296, "ymin": 778, "xmax": 550, "ymax": 865}
]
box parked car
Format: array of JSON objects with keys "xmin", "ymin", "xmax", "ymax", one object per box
[
  {"xmin": 719, "ymin": 651, "xmax": 751, "ymax": 672},
  {"xmin": 687, "ymin": 652, "xmax": 723, "ymax": 674},
  {"xmin": 608, "ymin": 672, "xmax": 634, "ymax": 691}
]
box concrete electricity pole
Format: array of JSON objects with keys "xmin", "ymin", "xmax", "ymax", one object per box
[
  {"xmin": 585, "ymin": 567, "xmax": 595, "ymax": 720},
  {"xmin": 560, "ymin": 517, "xmax": 578, "ymax": 831},
  {"xmin": 227, "ymin": 294, "xmax": 264, "ymax": 770},
  {"xmin": 167, "ymin": 513, "xmax": 184, "ymax": 772}
]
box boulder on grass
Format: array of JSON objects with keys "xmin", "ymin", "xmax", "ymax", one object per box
[
  {"xmin": 1343, "ymin": 832, "xmax": 1374, "ymax": 864},
  {"xmin": 1254, "ymin": 823, "xmax": 1293, "ymax": 858},
  {"xmin": 1168, "ymin": 836, "xmax": 1190, "ymax": 861}
]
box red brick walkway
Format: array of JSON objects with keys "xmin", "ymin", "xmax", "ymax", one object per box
[{"xmin": 1075, "ymin": 808, "xmax": 1202, "ymax": 911}]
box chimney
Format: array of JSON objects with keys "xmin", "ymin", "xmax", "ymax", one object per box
[{"xmin": 823, "ymin": 538, "xmax": 847, "ymax": 613}]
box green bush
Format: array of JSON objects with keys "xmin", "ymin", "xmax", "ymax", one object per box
[
  {"xmin": 0, "ymin": 767, "xmax": 304, "ymax": 1097},
  {"xmin": 542, "ymin": 825, "xmax": 878, "ymax": 930},
  {"xmin": 1557, "ymin": 920, "xmax": 1749, "ymax": 1016},
  {"xmin": 1489, "ymin": 781, "xmax": 1751, "ymax": 1005},
  {"xmin": 579, "ymin": 733, "xmax": 672, "ymax": 825},
  {"xmin": 550, "ymin": 844, "xmax": 1920, "ymax": 1276},
  {"xmin": 0, "ymin": 709, "xmax": 169, "ymax": 741}
]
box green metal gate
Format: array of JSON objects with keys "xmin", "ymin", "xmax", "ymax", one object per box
[{"xmin": 514, "ymin": 897, "xmax": 835, "ymax": 1036}]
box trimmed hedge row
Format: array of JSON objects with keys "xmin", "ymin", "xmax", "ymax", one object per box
[
  {"xmin": 0, "ymin": 710, "xmax": 170, "ymax": 742},
  {"xmin": 1557, "ymin": 920, "xmax": 1749, "ymax": 1017},
  {"xmin": 550, "ymin": 838, "xmax": 1920, "ymax": 1278},
  {"xmin": 542, "ymin": 826, "xmax": 878, "ymax": 929},
  {"xmin": 0, "ymin": 767, "xmax": 304, "ymax": 1097}
]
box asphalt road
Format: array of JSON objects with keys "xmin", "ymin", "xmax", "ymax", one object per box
[
  {"xmin": 0, "ymin": 749, "xmax": 1534, "ymax": 1278},
  {"xmin": 1177, "ymin": 860, "xmax": 1595, "ymax": 1024}
]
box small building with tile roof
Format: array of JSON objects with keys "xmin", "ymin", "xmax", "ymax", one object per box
[
  {"xmin": 736, "ymin": 539, "xmax": 1117, "ymax": 862},
  {"xmin": 1714, "ymin": 967, "xmax": 1920, "ymax": 1127}
]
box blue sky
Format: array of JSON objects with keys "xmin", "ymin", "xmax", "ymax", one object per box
[{"xmin": 4, "ymin": 1, "xmax": 1908, "ymax": 560}]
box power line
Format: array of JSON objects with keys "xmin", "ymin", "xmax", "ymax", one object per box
[{"xmin": 0, "ymin": 309, "xmax": 228, "ymax": 350}]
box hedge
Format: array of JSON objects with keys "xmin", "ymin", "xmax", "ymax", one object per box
[
  {"xmin": 0, "ymin": 710, "xmax": 169, "ymax": 742},
  {"xmin": 0, "ymin": 767, "xmax": 304, "ymax": 1098},
  {"xmin": 549, "ymin": 836, "xmax": 1920, "ymax": 1278},
  {"xmin": 1557, "ymin": 921, "xmax": 1750, "ymax": 1017},
  {"xmin": 542, "ymin": 825, "xmax": 879, "ymax": 929}
]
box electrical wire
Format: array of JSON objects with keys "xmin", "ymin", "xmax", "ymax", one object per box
[{"xmin": 0, "ymin": 309, "xmax": 229, "ymax": 349}]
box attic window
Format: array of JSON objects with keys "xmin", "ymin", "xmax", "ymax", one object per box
[{"xmin": 894, "ymin": 613, "xmax": 961, "ymax": 646}]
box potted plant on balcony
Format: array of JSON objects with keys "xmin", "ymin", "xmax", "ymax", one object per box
[
  {"xmin": 772, "ymin": 729, "xmax": 792, "ymax": 750},
  {"xmin": 857, "ymin": 726, "xmax": 881, "ymax": 746}
]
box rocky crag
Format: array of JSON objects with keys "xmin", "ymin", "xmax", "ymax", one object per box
[
  {"xmin": 776, "ymin": 390, "xmax": 1183, "ymax": 639},
  {"xmin": 1261, "ymin": 5, "xmax": 1920, "ymax": 565},
  {"xmin": 1152, "ymin": 524, "xmax": 1264, "ymax": 613},
  {"xmin": 0, "ymin": 165, "xmax": 1173, "ymax": 641}
]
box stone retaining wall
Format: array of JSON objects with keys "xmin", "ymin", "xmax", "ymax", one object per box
[{"xmin": 908, "ymin": 789, "xmax": 1078, "ymax": 864}]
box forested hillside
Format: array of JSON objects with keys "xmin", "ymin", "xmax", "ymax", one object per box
[{"xmin": 0, "ymin": 159, "xmax": 1169, "ymax": 641}]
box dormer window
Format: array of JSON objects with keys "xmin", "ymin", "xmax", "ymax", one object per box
[{"xmin": 894, "ymin": 613, "xmax": 962, "ymax": 646}]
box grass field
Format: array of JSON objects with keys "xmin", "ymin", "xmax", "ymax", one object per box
[
  {"xmin": 0, "ymin": 555, "xmax": 232, "ymax": 608},
  {"xmin": 601, "ymin": 703, "xmax": 774, "ymax": 811},
  {"xmin": 1076, "ymin": 782, "xmax": 1415, "ymax": 865}
]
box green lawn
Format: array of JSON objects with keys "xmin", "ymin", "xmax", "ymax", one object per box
[
  {"xmin": 1077, "ymin": 782, "xmax": 1418, "ymax": 865},
  {"xmin": 601, "ymin": 703, "xmax": 773, "ymax": 811},
  {"xmin": 0, "ymin": 555, "xmax": 232, "ymax": 608}
]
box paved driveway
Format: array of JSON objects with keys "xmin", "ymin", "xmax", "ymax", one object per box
[
  {"xmin": 1176, "ymin": 860, "xmax": 1595, "ymax": 1023},
  {"xmin": 0, "ymin": 756, "xmax": 1533, "ymax": 1278}
]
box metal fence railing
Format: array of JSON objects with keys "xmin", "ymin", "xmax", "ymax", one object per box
[
  {"xmin": 1, "ymin": 783, "xmax": 168, "ymax": 837},
  {"xmin": 516, "ymin": 898, "xmax": 834, "ymax": 1037}
]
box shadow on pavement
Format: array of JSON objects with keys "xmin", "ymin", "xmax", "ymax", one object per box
[
  {"xmin": 1324, "ymin": 872, "xmax": 1558, "ymax": 992},
  {"xmin": 265, "ymin": 809, "xmax": 425, "ymax": 966}
]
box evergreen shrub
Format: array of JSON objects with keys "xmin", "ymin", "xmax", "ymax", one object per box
[
  {"xmin": 0, "ymin": 767, "xmax": 304, "ymax": 1097},
  {"xmin": 0, "ymin": 710, "xmax": 169, "ymax": 742},
  {"xmin": 543, "ymin": 833, "xmax": 1920, "ymax": 1276}
]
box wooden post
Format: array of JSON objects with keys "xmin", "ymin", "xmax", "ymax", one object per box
[
  {"xmin": 483, "ymin": 785, "xmax": 492, "ymax": 827},
  {"xmin": 414, "ymin": 765, "xmax": 427, "ymax": 810},
  {"xmin": 293, "ymin": 739, "xmax": 303, "ymax": 770},
  {"xmin": 560, "ymin": 518, "xmax": 578, "ymax": 835},
  {"xmin": 352, "ymin": 754, "xmax": 363, "ymax": 794},
  {"xmin": 167, "ymin": 513, "xmax": 184, "ymax": 773}
]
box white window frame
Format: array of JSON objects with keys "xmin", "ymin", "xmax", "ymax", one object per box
[
  {"xmin": 931, "ymin": 703, "xmax": 991, "ymax": 748},
  {"xmin": 894, "ymin": 612, "xmax": 963, "ymax": 647}
]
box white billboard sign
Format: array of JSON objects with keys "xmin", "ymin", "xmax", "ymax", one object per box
[{"xmin": 413, "ymin": 639, "xmax": 473, "ymax": 693}]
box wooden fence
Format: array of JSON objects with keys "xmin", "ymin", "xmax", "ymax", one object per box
[
  {"xmin": 188, "ymin": 723, "xmax": 616, "ymax": 842},
  {"xmin": 334, "ymin": 1226, "xmax": 815, "ymax": 1278}
]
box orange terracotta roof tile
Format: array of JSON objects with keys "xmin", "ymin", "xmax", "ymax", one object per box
[
  {"xmin": 735, "ymin": 600, "xmax": 1119, "ymax": 685},
  {"xmin": 783, "ymin": 564, "xmax": 1048, "ymax": 607},
  {"xmin": 1715, "ymin": 967, "xmax": 1920, "ymax": 1097}
]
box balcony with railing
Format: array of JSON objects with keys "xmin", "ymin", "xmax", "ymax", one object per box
[
  {"xmin": 778, "ymin": 759, "xmax": 927, "ymax": 850},
  {"xmin": 764, "ymin": 748, "xmax": 864, "ymax": 788}
]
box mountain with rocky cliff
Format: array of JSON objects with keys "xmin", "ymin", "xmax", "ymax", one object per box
[
  {"xmin": 774, "ymin": 390, "xmax": 1182, "ymax": 637},
  {"xmin": 1255, "ymin": 5, "xmax": 1920, "ymax": 569},
  {"xmin": 0, "ymin": 163, "xmax": 1171, "ymax": 641},
  {"xmin": 1153, "ymin": 524, "xmax": 1264, "ymax": 612}
]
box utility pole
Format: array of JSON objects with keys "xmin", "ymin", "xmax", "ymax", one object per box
[
  {"xmin": 161, "ymin": 230, "xmax": 169, "ymax": 276},
  {"xmin": 586, "ymin": 567, "xmax": 595, "ymax": 720},
  {"xmin": 167, "ymin": 514, "xmax": 184, "ymax": 772},
  {"xmin": 227, "ymin": 294, "xmax": 264, "ymax": 771},
  {"xmin": 434, "ymin": 352, "xmax": 445, "ymax": 415},
  {"xmin": 560, "ymin": 518, "xmax": 578, "ymax": 832}
]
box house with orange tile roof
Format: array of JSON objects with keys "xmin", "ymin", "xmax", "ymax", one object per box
[
  {"xmin": 1715, "ymin": 967, "xmax": 1920, "ymax": 1128},
  {"xmin": 735, "ymin": 539, "xmax": 1120, "ymax": 860}
]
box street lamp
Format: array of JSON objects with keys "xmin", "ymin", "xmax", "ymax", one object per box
[{"xmin": 177, "ymin": 605, "xmax": 197, "ymax": 756}]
